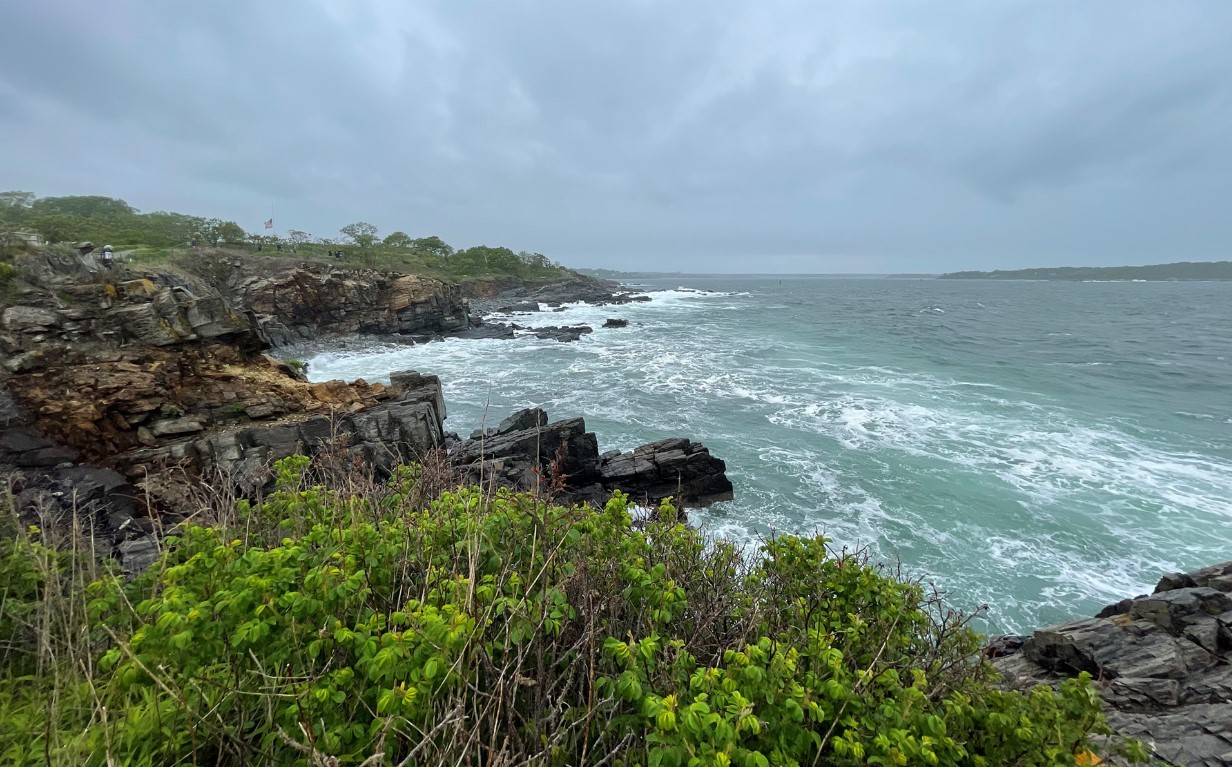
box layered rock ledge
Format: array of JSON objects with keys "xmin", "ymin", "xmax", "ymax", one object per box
[
  {"xmin": 452, "ymin": 407, "xmax": 733, "ymax": 509},
  {"xmin": 994, "ymin": 561, "xmax": 1232, "ymax": 766},
  {"xmin": 0, "ymin": 246, "xmax": 732, "ymax": 575}
]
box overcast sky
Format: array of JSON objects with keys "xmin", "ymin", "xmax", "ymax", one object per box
[{"xmin": 2, "ymin": 1, "xmax": 1230, "ymax": 272}]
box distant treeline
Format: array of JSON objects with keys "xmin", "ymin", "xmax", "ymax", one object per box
[
  {"xmin": 0, "ymin": 191, "xmax": 574, "ymax": 282},
  {"xmin": 939, "ymin": 261, "xmax": 1232, "ymax": 281},
  {"xmin": 0, "ymin": 191, "xmax": 247, "ymax": 249}
]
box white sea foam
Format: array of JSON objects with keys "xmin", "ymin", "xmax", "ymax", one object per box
[{"xmin": 305, "ymin": 279, "xmax": 1232, "ymax": 634}]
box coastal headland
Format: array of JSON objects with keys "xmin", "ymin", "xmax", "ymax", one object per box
[{"xmin": 0, "ymin": 244, "xmax": 1227, "ymax": 764}]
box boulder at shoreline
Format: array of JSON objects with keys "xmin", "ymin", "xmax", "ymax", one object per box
[{"xmin": 994, "ymin": 561, "xmax": 1232, "ymax": 766}]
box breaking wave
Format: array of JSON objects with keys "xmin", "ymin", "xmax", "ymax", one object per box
[{"xmin": 309, "ymin": 277, "xmax": 1232, "ymax": 633}]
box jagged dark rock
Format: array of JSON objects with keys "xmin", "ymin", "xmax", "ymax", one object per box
[
  {"xmin": 602, "ymin": 318, "xmax": 629, "ymax": 328},
  {"xmin": 451, "ymin": 409, "xmax": 733, "ymax": 509},
  {"xmin": 531, "ymin": 278, "xmax": 629, "ymax": 305},
  {"xmin": 993, "ymin": 560, "xmax": 1232, "ymax": 767},
  {"xmin": 453, "ymin": 414, "xmax": 600, "ymax": 493},
  {"xmin": 448, "ymin": 324, "xmax": 516, "ymax": 340},
  {"xmin": 194, "ymin": 391, "xmax": 445, "ymax": 488},
  {"xmin": 530, "ymin": 325, "xmax": 593, "ymax": 342},
  {"xmin": 469, "ymin": 407, "xmax": 549, "ymax": 440},
  {"xmin": 467, "ymin": 278, "xmax": 651, "ymax": 318},
  {"xmin": 598, "ymin": 437, "xmax": 734, "ymax": 507},
  {"xmin": 223, "ymin": 259, "xmax": 469, "ymax": 340},
  {"xmin": 497, "ymin": 301, "xmax": 540, "ymax": 313}
]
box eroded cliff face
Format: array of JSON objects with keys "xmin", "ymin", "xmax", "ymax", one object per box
[
  {"xmin": 0, "ymin": 253, "xmax": 399, "ymax": 558},
  {"xmin": 0, "ymin": 246, "xmax": 733, "ymax": 574},
  {"xmin": 0, "ymin": 250, "xmax": 401, "ymax": 460},
  {"xmin": 5, "ymin": 344, "xmax": 395, "ymax": 460},
  {"xmin": 217, "ymin": 256, "xmax": 470, "ymax": 341}
]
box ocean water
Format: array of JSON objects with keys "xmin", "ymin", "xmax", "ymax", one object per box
[{"xmin": 306, "ymin": 277, "xmax": 1232, "ymax": 634}]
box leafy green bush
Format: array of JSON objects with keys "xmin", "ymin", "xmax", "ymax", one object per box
[{"xmin": 0, "ymin": 456, "xmax": 1114, "ymax": 766}]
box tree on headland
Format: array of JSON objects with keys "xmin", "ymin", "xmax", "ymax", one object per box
[
  {"xmin": 286, "ymin": 229, "xmax": 312, "ymax": 246},
  {"xmin": 340, "ymin": 221, "xmax": 379, "ymax": 250},
  {"xmin": 456, "ymin": 245, "xmax": 522, "ymax": 272},
  {"xmin": 31, "ymin": 195, "xmax": 138, "ymax": 220},
  {"xmin": 410, "ymin": 235, "xmax": 454, "ymax": 258},
  {"xmin": 382, "ymin": 231, "xmax": 413, "ymax": 249},
  {"xmin": 206, "ymin": 220, "xmax": 247, "ymax": 245},
  {"xmin": 519, "ymin": 250, "xmax": 555, "ymax": 269},
  {"xmin": 0, "ymin": 190, "xmax": 246, "ymax": 247},
  {"xmin": 29, "ymin": 214, "xmax": 78, "ymax": 243}
]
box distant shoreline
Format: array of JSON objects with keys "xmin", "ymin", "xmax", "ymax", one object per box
[
  {"xmin": 938, "ymin": 260, "xmax": 1232, "ymax": 281},
  {"xmin": 577, "ymin": 260, "xmax": 1232, "ymax": 282},
  {"xmin": 576, "ymin": 269, "xmax": 937, "ymax": 280}
]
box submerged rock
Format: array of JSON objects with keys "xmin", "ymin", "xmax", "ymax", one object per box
[
  {"xmin": 530, "ymin": 325, "xmax": 593, "ymax": 342},
  {"xmin": 602, "ymin": 318, "xmax": 629, "ymax": 328},
  {"xmin": 447, "ymin": 324, "xmax": 516, "ymax": 340},
  {"xmin": 497, "ymin": 300, "xmax": 540, "ymax": 313}
]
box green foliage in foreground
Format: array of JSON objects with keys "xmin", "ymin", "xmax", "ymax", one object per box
[{"xmin": 1, "ymin": 456, "xmax": 1114, "ymax": 766}]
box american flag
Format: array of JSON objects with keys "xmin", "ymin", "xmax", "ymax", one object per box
[{"xmin": 264, "ymin": 218, "xmax": 274, "ymax": 230}]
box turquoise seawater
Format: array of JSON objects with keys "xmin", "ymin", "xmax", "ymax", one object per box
[{"xmin": 307, "ymin": 277, "xmax": 1232, "ymax": 633}]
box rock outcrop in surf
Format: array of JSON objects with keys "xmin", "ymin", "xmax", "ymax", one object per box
[
  {"xmin": 993, "ymin": 561, "xmax": 1232, "ymax": 766},
  {"xmin": 453, "ymin": 407, "xmax": 733, "ymax": 510}
]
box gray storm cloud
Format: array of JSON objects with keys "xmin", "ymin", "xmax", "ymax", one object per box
[{"xmin": 1, "ymin": 0, "xmax": 1229, "ymax": 272}]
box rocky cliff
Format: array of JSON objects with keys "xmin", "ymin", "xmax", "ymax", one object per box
[
  {"xmin": 167, "ymin": 250, "xmax": 643, "ymax": 346},
  {"xmin": 0, "ymin": 246, "xmax": 733, "ymax": 574},
  {"xmin": 211, "ymin": 254, "xmax": 470, "ymax": 342},
  {"xmin": 994, "ymin": 562, "xmax": 1232, "ymax": 766}
]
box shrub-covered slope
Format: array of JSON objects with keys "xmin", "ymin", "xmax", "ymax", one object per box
[{"xmin": 1, "ymin": 456, "xmax": 1115, "ymax": 766}]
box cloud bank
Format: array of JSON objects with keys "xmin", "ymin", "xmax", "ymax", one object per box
[{"xmin": 2, "ymin": 1, "xmax": 1229, "ymax": 272}]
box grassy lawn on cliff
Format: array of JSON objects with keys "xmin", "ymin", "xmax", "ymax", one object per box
[
  {"xmin": 0, "ymin": 455, "xmax": 1132, "ymax": 766},
  {"xmin": 1, "ymin": 191, "xmax": 582, "ymax": 286},
  {"xmin": 116, "ymin": 243, "xmax": 578, "ymax": 284}
]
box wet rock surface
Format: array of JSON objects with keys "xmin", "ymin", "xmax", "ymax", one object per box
[
  {"xmin": 219, "ymin": 257, "xmax": 470, "ymax": 340},
  {"xmin": 994, "ymin": 561, "xmax": 1232, "ymax": 766},
  {"xmin": 596, "ymin": 437, "xmax": 734, "ymax": 507},
  {"xmin": 452, "ymin": 407, "xmax": 733, "ymax": 508},
  {"xmin": 529, "ymin": 325, "xmax": 593, "ymax": 342},
  {"xmin": 466, "ymin": 277, "xmax": 652, "ymax": 318}
]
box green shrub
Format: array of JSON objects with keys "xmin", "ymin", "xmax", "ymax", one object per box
[
  {"xmin": 0, "ymin": 456, "xmax": 1116, "ymax": 766},
  {"xmin": 0, "ymin": 513, "xmax": 113, "ymax": 765}
]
